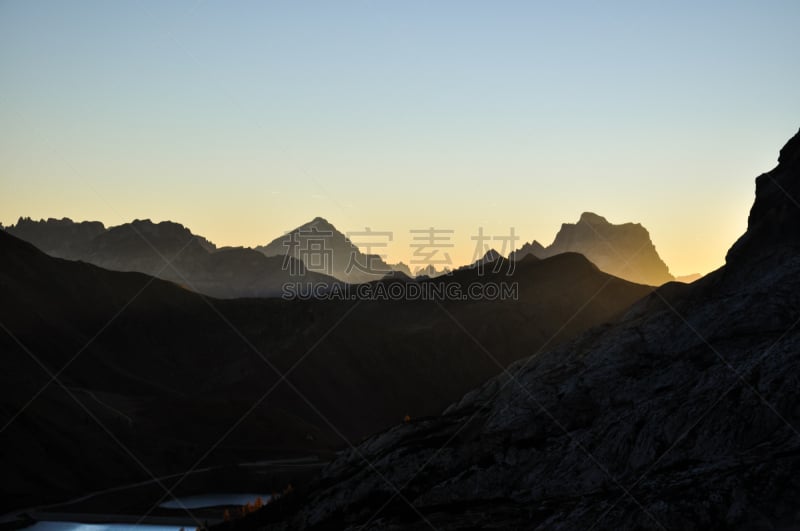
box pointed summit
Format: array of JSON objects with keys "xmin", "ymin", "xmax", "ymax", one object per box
[
  {"xmin": 481, "ymin": 248, "xmax": 501, "ymax": 262},
  {"xmin": 256, "ymin": 217, "xmax": 393, "ymax": 283},
  {"xmin": 578, "ymin": 212, "xmax": 610, "ymax": 225},
  {"xmin": 302, "ymin": 216, "xmax": 336, "ymax": 230},
  {"xmin": 460, "ymin": 248, "xmax": 503, "ymax": 271}
]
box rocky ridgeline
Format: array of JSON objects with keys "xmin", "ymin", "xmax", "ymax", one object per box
[
  {"xmin": 512, "ymin": 212, "xmax": 674, "ymax": 286},
  {"xmin": 256, "ymin": 128, "xmax": 800, "ymax": 530}
]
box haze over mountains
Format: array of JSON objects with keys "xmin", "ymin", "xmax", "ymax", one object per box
[
  {"xmin": 238, "ymin": 129, "xmax": 800, "ymax": 530},
  {"xmin": 255, "ymin": 216, "xmax": 393, "ymax": 284},
  {"xmin": 511, "ymin": 212, "xmax": 677, "ymax": 286},
  {"xmin": 4, "ymin": 211, "xmax": 685, "ymax": 300},
  {"xmin": 5, "ymin": 218, "xmax": 334, "ymax": 299}
]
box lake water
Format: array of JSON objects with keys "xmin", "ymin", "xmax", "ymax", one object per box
[
  {"xmin": 20, "ymin": 493, "xmax": 274, "ymax": 531},
  {"xmin": 24, "ymin": 524, "xmax": 186, "ymax": 531},
  {"xmin": 160, "ymin": 493, "xmax": 271, "ymax": 509}
]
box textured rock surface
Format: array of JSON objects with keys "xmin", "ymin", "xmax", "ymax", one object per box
[{"xmin": 252, "ymin": 129, "xmax": 800, "ymax": 530}]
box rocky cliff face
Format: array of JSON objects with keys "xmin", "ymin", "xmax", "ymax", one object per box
[
  {"xmin": 514, "ymin": 213, "xmax": 674, "ymax": 286},
  {"xmin": 254, "ymin": 129, "xmax": 800, "ymax": 530}
]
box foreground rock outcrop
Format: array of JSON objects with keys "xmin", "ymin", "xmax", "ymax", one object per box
[{"xmin": 250, "ymin": 128, "xmax": 800, "ymax": 530}]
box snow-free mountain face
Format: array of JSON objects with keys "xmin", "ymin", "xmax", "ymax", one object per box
[
  {"xmin": 253, "ymin": 129, "xmax": 800, "ymax": 530},
  {"xmin": 5, "ymin": 217, "xmax": 106, "ymax": 259},
  {"xmin": 2, "ymin": 218, "xmax": 333, "ymax": 298},
  {"xmin": 255, "ymin": 216, "xmax": 394, "ymax": 284},
  {"xmin": 512, "ymin": 212, "xmax": 674, "ymax": 286}
]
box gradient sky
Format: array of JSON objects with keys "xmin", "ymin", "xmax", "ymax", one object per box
[{"xmin": 2, "ymin": 1, "xmax": 799, "ymax": 276}]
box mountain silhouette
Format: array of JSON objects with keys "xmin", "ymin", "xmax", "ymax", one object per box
[
  {"xmin": 458, "ymin": 248, "xmax": 504, "ymax": 271},
  {"xmin": 387, "ymin": 261, "xmax": 413, "ymax": 276},
  {"xmin": 510, "ymin": 239, "xmax": 546, "ymax": 260},
  {"xmin": 256, "ymin": 217, "xmax": 394, "ymax": 283},
  {"xmin": 3, "ymin": 218, "xmax": 334, "ymax": 298},
  {"xmin": 248, "ymin": 128, "xmax": 800, "ymax": 530},
  {"xmin": 6, "ymin": 216, "xmax": 106, "ymax": 259},
  {"xmin": 413, "ymin": 263, "xmax": 452, "ymax": 278},
  {"xmin": 511, "ymin": 212, "xmax": 674, "ymax": 286},
  {"xmin": 0, "ymin": 230, "xmax": 652, "ymax": 511}
]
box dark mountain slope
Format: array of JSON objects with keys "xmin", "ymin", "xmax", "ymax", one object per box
[
  {"xmin": 251, "ymin": 128, "xmax": 800, "ymax": 530},
  {"xmin": 0, "ymin": 231, "xmax": 651, "ymax": 512},
  {"xmin": 0, "ymin": 232, "xmax": 337, "ymax": 511}
]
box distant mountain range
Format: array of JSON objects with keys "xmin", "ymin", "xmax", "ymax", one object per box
[
  {"xmin": 510, "ymin": 212, "xmax": 677, "ymax": 286},
  {"xmin": 5, "ymin": 218, "xmax": 335, "ymax": 298},
  {"xmin": 4, "ymin": 212, "xmax": 686, "ymax": 300}
]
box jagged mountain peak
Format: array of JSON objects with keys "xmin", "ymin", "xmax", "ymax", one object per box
[
  {"xmin": 10, "ymin": 215, "xmax": 106, "ymax": 230},
  {"xmin": 508, "ymin": 240, "xmax": 545, "ymax": 261},
  {"xmin": 256, "ymin": 217, "xmax": 392, "ymax": 283},
  {"xmin": 4, "ymin": 216, "xmax": 107, "ymax": 259},
  {"xmin": 458, "ymin": 248, "xmax": 504, "ymax": 272},
  {"xmin": 100, "ymin": 219, "xmax": 217, "ymax": 252},
  {"xmin": 512, "ymin": 213, "xmax": 672, "ymax": 285},
  {"xmin": 482, "ymin": 248, "xmax": 501, "ymax": 261},
  {"xmin": 297, "ymin": 216, "xmax": 337, "ymax": 232}
]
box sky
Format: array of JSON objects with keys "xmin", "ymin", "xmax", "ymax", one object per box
[{"xmin": 2, "ymin": 1, "xmax": 799, "ymax": 276}]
